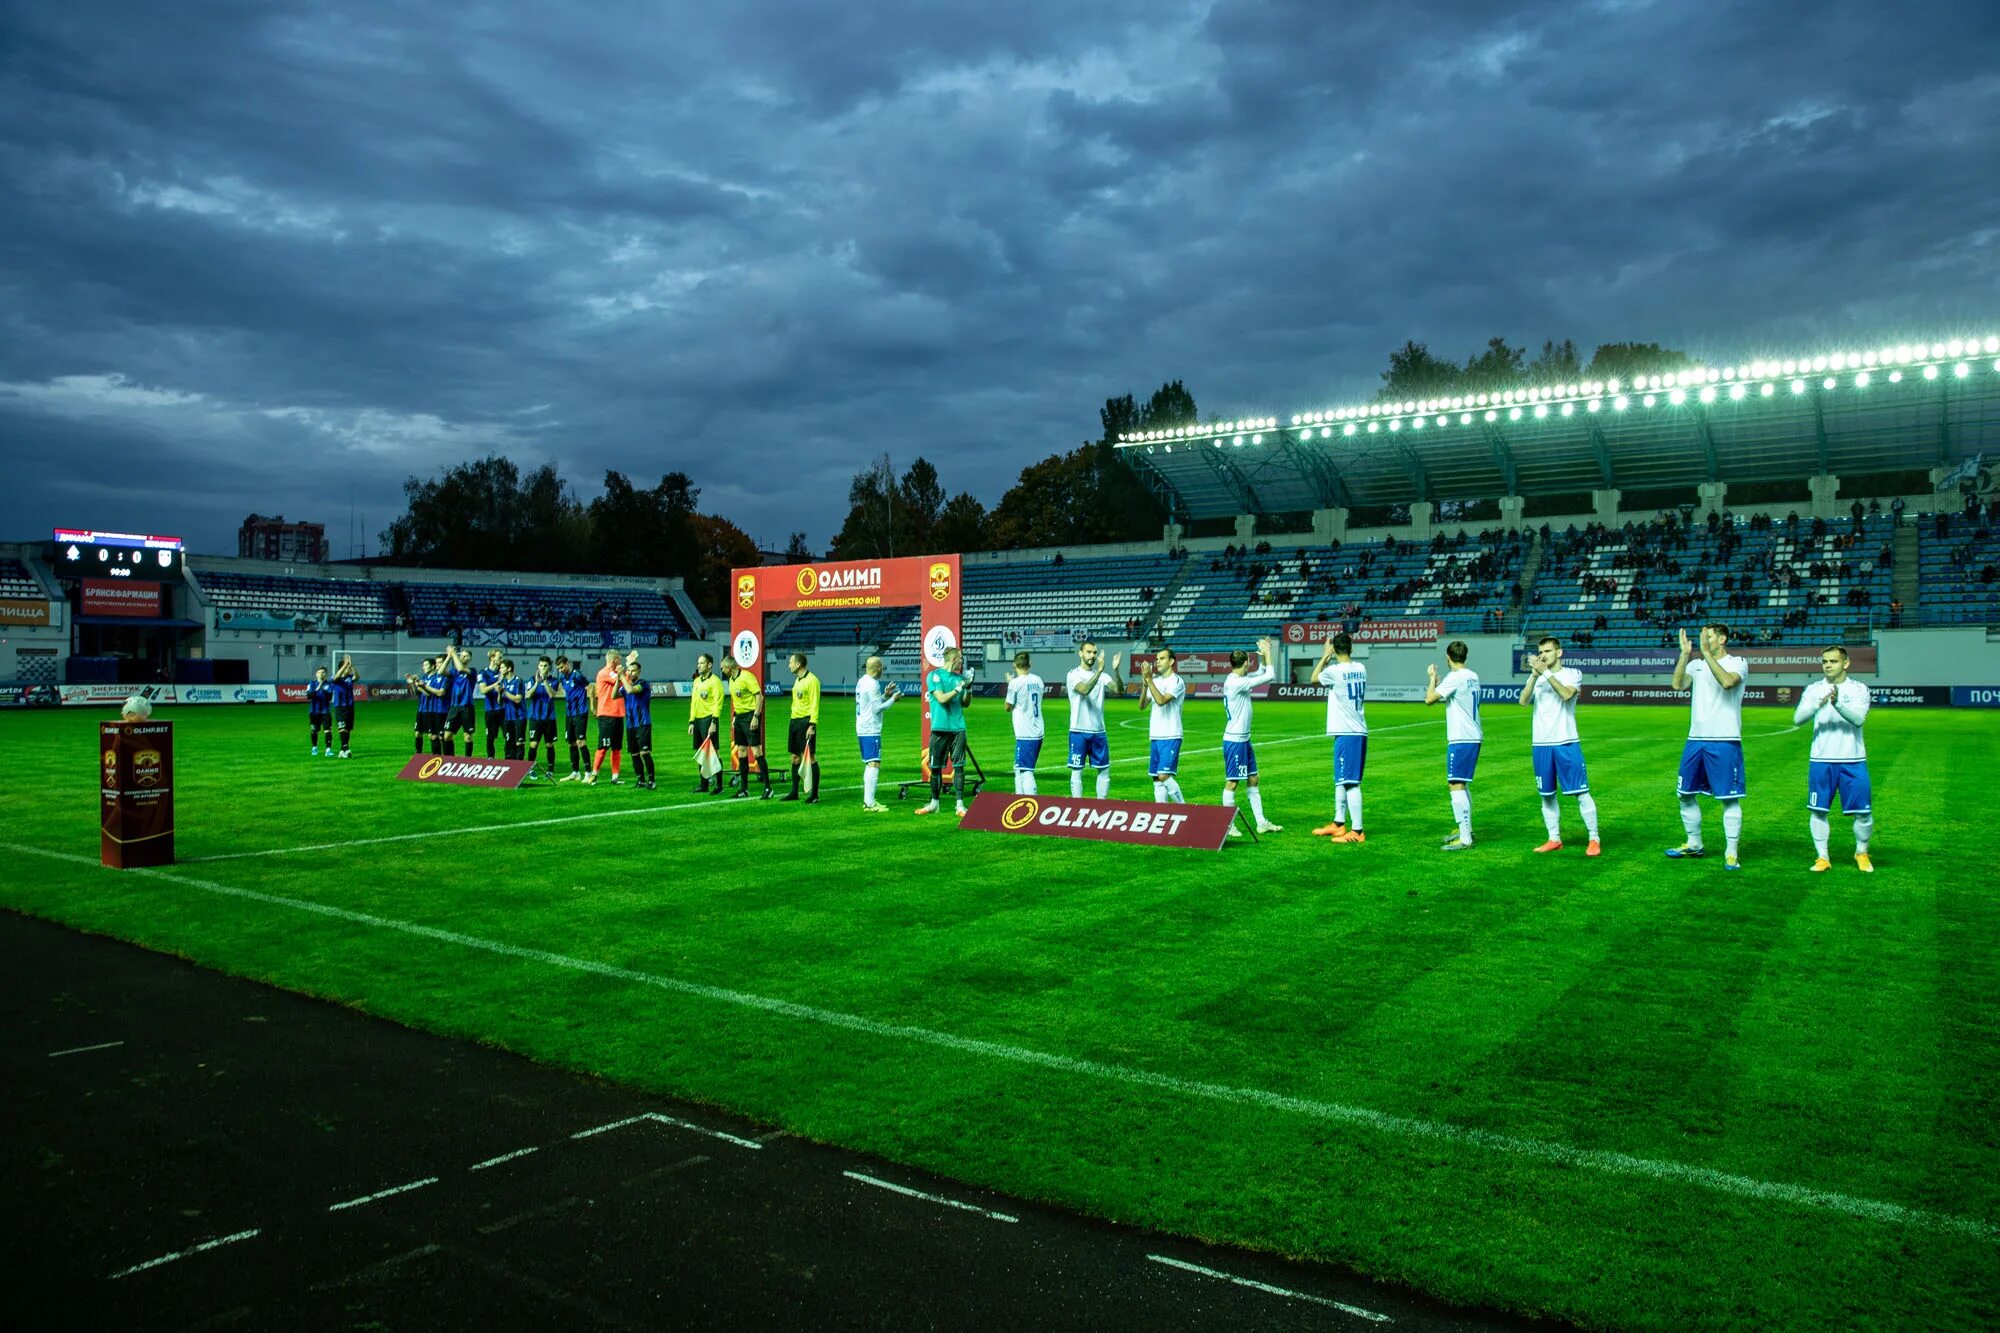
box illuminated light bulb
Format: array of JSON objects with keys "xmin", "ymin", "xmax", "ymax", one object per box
[
  {"xmin": 1586, "ymin": 399, "xmax": 1602, "ymax": 413},
  {"xmin": 1435, "ymin": 414, "xmax": 1448, "ymax": 426},
  {"xmin": 1251, "ymin": 433, "xmax": 1263, "ymax": 443},
  {"xmin": 1669, "ymin": 388, "xmax": 1686, "ymax": 405},
  {"xmin": 1613, "ymin": 396, "xmax": 1629, "ymax": 411},
  {"xmin": 1761, "ymin": 383, "xmax": 1776, "ymax": 397},
  {"xmin": 1822, "ymin": 377, "xmax": 1835, "ymax": 390},
  {"xmin": 1949, "ymin": 338, "xmax": 1965, "ymax": 356},
  {"xmin": 1367, "ymin": 422, "xmax": 1380, "ymax": 433},
  {"xmin": 1789, "ymin": 379, "xmax": 1805, "ymax": 394},
  {"xmin": 1320, "ymin": 427, "xmax": 1332, "ymax": 439},
  {"xmin": 1699, "ymin": 386, "xmax": 1716, "ymax": 404},
  {"xmin": 1410, "ymin": 417, "xmax": 1424, "ymax": 429},
  {"xmin": 1560, "ymin": 402, "xmax": 1574, "ymax": 417},
  {"xmin": 1343, "ymin": 424, "xmax": 1356, "ymax": 436},
  {"xmin": 1930, "ymin": 343, "xmax": 1946, "ymax": 358},
  {"xmin": 1854, "ymin": 371, "xmax": 1870, "ymax": 387},
  {"xmin": 1985, "ymin": 336, "xmax": 2000, "ymax": 353},
  {"xmin": 1389, "ymin": 420, "xmax": 1402, "ymax": 431},
  {"xmin": 1729, "ymin": 384, "xmax": 1746, "ymax": 400},
  {"xmin": 1509, "ymin": 407, "xmax": 1523, "ymax": 420},
  {"xmin": 1811, "ymin": 356, "xmax": 1827, "ymax": 372},
  {"xmin": 1955, "ymin": 363, "xmax": 1970, "ymax": 378},
  {"xmin": 1888, "ymin": 370, "xmax": 1902, "ymax": 383},
  {"xmin": 1993, "ymin": 360, "xmax": 2000, "ymax": 373},
  {"xmin": 1723, "ymin": 367, "xmax": 1737, "ymax": 380},
  {"xmin": 1485, "ymin": 410, "xmax": 1498, "ymax": 422},
  {"xmin": 1707, "ymin": 368, "xmax": 1721, "ymax": 382},
  {"xmin": 1923, "ymin": 364, "xmax": 1939, "ymax": 380},
  {"xmin": 1533, "ymin": 403, "xmax": 1549, "ymax": 418},
  {"xmin": 1291, "ymin": 415, "xmax": 1301, "ymax": 426},
  {"xmin": 1642, "ymin": 394, "xmax": 1657, "ymax": 407},
  {"xmin": 1460, "ymin": 412, "xmax": 1473, "ymax": 424},
  {"xmin": 1862, "ymin": 351, "xmax": 1877, "ymax": 366}
]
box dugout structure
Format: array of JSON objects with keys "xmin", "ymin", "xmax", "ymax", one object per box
[{"xmin": 729, "ymin": 555, "xmax": 965, "ymax": 790}]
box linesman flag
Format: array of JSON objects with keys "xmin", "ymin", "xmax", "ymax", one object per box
[
  {"xmin": 803, "ymin": 737, "xmax": 817, "ymax": 796},
  {"xmin": 696, "ymin": 736, "xmax": 723, "ymax": 781}
]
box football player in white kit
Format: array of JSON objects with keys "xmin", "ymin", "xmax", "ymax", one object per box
[
  {"xmin": 1424, "ymin": 640, "xmax": 1482, "ymax": 850},
  {"xmin": 1003, "ymin": 652, "xmax": 1045, "ymax": 794},
  {"xmin": 1140, "ymin": 648, "xmax": 1188, "ymax": 803},
  {"xmin": 1793, "ymin": 645, "xmax": 1874, "ymax": 872},
  {"xmin": 853, "ymin": 655, "xmax": 899, "ymax": 812},
  {"xmin": 1519, "ymin": 636, "xmax": 1601, "ymax": 855},
  {"xmin": 1221, "ymin": 639, "xmax": 1280, "ymax": 836},
  {"xmin": 1668, "ymin": 622, "xmax": 1749, "ymax": 869},
  {"xmin": 1313, "ymin": 632, "xmax": 1368, "ymax": 843},
  {"xmin": 1066, "ymin": 641, "xmax": 1122, "ymax": 799}
]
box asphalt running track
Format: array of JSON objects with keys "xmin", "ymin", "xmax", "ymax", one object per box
[{"xmin": 2, "ymin": 912, "xmax": 1539, "ymax": 1332}]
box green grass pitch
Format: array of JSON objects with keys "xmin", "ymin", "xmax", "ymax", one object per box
[{"xmin": 2, "ymin": 694, "xmax": 1995, "ymax": 1330}]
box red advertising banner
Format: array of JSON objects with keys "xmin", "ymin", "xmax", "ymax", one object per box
[
  {"xmin": 732, "ymin": 555, "xmax": 962, "ymax": 764},
  {"xmin": 82, "ymin": 578, "xmax": 163, "ymax": 617},
  {"xmin": 957, "ymin": 792, "xmax": 1237, "ymax": 849},
  {"xmin": 0, "ymin": 598, "xmax": 50, "ymax": 626},
  {"xmin": 1282, "ymin": 620, "xmax": 1444, "ymax": 645},
  {"xmin": 396, "ymin": 754, "xmax": 534, "ymax": 788}
]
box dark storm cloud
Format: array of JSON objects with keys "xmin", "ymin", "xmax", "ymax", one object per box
[{"xmin": 0, "ymin": 0, "xmax": 1994, "ymax": 553}]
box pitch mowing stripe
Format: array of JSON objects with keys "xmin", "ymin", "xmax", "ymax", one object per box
[{"xmin": 11, "ymin": 842, "xmax": 1993, "ymax": 1245}]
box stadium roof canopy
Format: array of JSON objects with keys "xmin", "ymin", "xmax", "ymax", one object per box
[{"xmin": 1119, "ymin": 334, "xmax": 2000, "ymax": 518}]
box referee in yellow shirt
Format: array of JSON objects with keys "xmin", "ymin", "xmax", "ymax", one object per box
[
  {"xmin": 687, "ymin": 653, "xmax": 726, "ymax": 794},
  {"xmin": 783, "ymin": 652, "xmax": 821, "ymax": 803},
  {"xmin": 721, "ymin": 658, "xmax": 771, "ymax": 799}
]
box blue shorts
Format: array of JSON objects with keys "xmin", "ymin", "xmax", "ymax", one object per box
[
  {"xmin": 857, "ymin": 735, "xmax": 882, "ymax": 764},
  {"xmin": 1223, "ymin": 739, "xmax": 1257, "ymax": 781},
  {"xmin": 1333, "ymin": 734, "xmax": 1367, "ymax": 786},
  {"xmin": 1148, "ymin": 739, "xmax": 1182, "ymax": 776},
  {"xmin": 1807, "ymin": 760, "xmax": 1871, "ymax": 814},
  {"xmin": 1446, "ymin": 741, "xmax": 1481, "ymax": 784},
  {"xmin": 1532, "ymin": 742, "xmax": 1589, "ymax": 796},
  {"xmin": 1069, "ymin": 731, "xmax": 1110, "ymax": 769},
  {"xmin": 1679, "ymin": 740, "xmax": 1747, "ymax": 799},
  {"xmin": 1014, "ymin": 738, "xmax": 1042, "ymax": 770}
]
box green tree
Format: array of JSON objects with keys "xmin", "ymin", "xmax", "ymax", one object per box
[
  {"xmin": 688, "ymin": 512, "xmax": 760, "ymax": 615},
  {"xmin": 1463, "ymin": 336, "xmax": 1526, "ymax": 390},
  {"xmin": 381, "ymin": 456, "xmax": 589, "ymax": 572},
  {"xmin": 898, "ymin": 457, "xmax": 946, "ymax": 552},
  {"xmin": 932, "ymin": 491, "xmax": 989, "ymax": 553},
  {"xmin": 1527, "ymin": 338, "xmax": 1582, "ymax": 385},
  {"xmin": 783, "ymin": 531, "xmax": 814, "ymax": 562},
  {"xmin": 1585, "ymin": 341, "xmax": 1696, "ymax": 384},
  {"xmin": 1380, "ymin": 340, "xmax": 1464, "ymax": 400}
]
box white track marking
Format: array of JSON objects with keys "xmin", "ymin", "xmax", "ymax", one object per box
[
  {"xmin": 327, "ymin": 1176, "xmax": 439, "ymax": 1212},
  {"xmin": 468, "ymin": 1146, "xmax": 539, "ymax": 1172},
  {"xmin": 10, "ymin": 842, "xmax": 1994, "ymax": 1244},
  {"xmin": 48, "ymin": 1040, "xmax": 124, "ymax": 1057},
  {"xmin": 570, "ymin": 1115, "xmax": 650, "ymax": 1139},
  {"xmin": 843, "ymin": 1170, "xmax": 1019, "ymax": 1223},
  {"xmin": 109, "ymin": 1227, "xmax": 260, "ymax": 1279},
  {"xmin": 646, "ymin": 1113, "xmax": 763, "ymax": 1149},
  {"xmin": 1146, "ymin": 1253, "xmax": 1390, "ymax": 1322}
]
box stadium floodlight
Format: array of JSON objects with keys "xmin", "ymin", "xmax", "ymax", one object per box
[
  {"xmin": 1699, "ymin": 386, "xmax": 1716, "ymax": 404},
  {"xmin": 1707, "ymin": 368, "xmax": 1721, "ymax": 382},
  {"xmin": 1811, "ymin": 356, "xmax": 1827, "ymax": 372},
  {"xmin": 1586, "ymin": 398, "xmax": 1602, "ymax": 412},
  {"xmin": 1461, "ymin": 412, "xmax": 1474, "ymax": 424},
  {"xmin": 1411, "ymin": 416, "xmax": 1424, "ymax": 429},
  {"xmin": 1343, "ymin": 424, "xmax": 1356, "ymax": 436},
  {"xmin": 1924, "ymin": 365, "xmax": 1940, "ymax": 381},
  {"xmin": 1606, "ymin": 378, "xmax": 1621, "ymax": 393},
  {"xmin": 1863, "ymin": 351, "xmax": 1877, "ymax": 365},
  {"xmin": 1729, "ymin": 383, "xmax": 1746, "ymax": 400},
  {"xmin": 1889, "ymin": 370, "xmax": 1903, "ymax": 383},
  {"xmin": 1485, "ymin": 410, "xmax": 1499, "ymax": 422},
  {"xmin": 1613, "ymin": 396, "xmax": 1629, "ymax": 411},
  {"xmin": 1993, "ymin": 360, "xmax": 2000, "ymax": 373},
  {"xmin": 1389, "ymin": 419, "xmax": 1402, "ymax": 431},
  {"xmin": 1436, "ymin": 414, "xmax": 1448, "ymax": 426},
  {"xmin": 1367, "ymin": 421, "xmax": 1380, "ymax": 433},
  {"xmin": 1822, "ymin": 377, "xmax": 1835, "ymax": 390},
  {"xmin": 1509, "ymin": 407, "xmax": 1522, "ymax": 421},
  {"xmin": 1855, "ymin": 371, "xmax": 1870, "ymax": 387},
  {"xmin": 1251, "ymin": 432, "xmax": 1263, "ymax": 443},
  {"xmin": 1560, "ymin": 402, "xmax": 1574, "ymax": 417},
  {"xmin": 1987, "ymin": 336, "xmax": 2000, "ymax": 353},
  {"xmin": 1761, "ymin": 382, "xmax": 1777, "ymax": 397},
  {"xmin": 1669, "ymin": 388, "xmax": 1686, "ymax": 405},
  {"xmin": 1642, "ymin": 394, "xmax": 1657, "ymax": 407},
  {"xmin": 1791, "ymin": 379, "xmax": 1806, "ymax": 395},
  {"xmin": 1931, "ymin": 343, "xmax": 1946, "ymax": 358},
  {"xmin": 1534, "ymin": 403, "xmax": 1549, "ymax": 418},
  {"xmin": 1955, "ymin": 363, "xmax": 1970, "ymax": 378},
  {"xmin": 1949, "ymin": 338, "xmax": 1965, "ymax": 356}
]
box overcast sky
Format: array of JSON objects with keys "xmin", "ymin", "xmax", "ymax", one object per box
[{"xmin": 2, "ymin": 0, "xmax": 1995, "ymax": 556}]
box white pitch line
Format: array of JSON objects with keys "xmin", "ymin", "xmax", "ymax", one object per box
[
  {"xmin": 570, "ymin": 1114, "xmax": 650, "ymax": 1140},
  {"xmin": 646, "ymin": 1113, "xmax": 764, "ymax": 1149},
  {"xmin": 1145, "ymin": 1253, "xmax": 1390, "ymax": 1322},
  {"xmin": 843, "ymin": 1170, "xmax": 1018, "ymax": 1223},
  {"xmin": 468, "ymin": 1146, "xmax": 539, "ymax": 1172},
  {"xmin": 48, "ymin": 1040, "xmax": 124, "ymax": 1058},
  {"xmin": 11, "ymin": 841, "xmax": 1996, "ymax": 1245},
  {"xmin": 109, "ymin": 1227, "xmax": 261, "ymax": 1279},
  {"xmin": 327, "ymin": 1176, "xmax": 439, "ymax": 1212}
]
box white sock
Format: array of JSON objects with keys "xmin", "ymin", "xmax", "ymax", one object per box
[
  {"xmin": 1810, "ymin": 811, "xmax": 1830, "ymax": 858},
  {"xmin": 1248, "ymin": 788, "xmax": 1267, "ymax": 823},
  {"xmin": 1577, "ymin": 792, "xmax": 1600, "ymax": 840},
  {"xmin": 1450, "ymin": 788, "xmax": 1472, "ymax": 843},
  {"xmin": 1722, "ymin": 800, "xmax": 1743, "ymax": 859},
  {"xmin": 864, "ymin": 765, "xmax": 878, "ymax": 805},
  {"xmin": 1853, "ymin": 814, "xmax": 1873, "ymax": 853},
  {"xmin": 1221, "ymin": 787, "xmax": 1236, "ymax": 809},
  {"xmin": 1071, "ymin": 768, "xmax": 1083, "ymax": 798},
  {"xmin": 1153, "ymin": 780, "xmax": 1167, "ymax": 803},
  {"xmin": 1345, "ymin": 788, "xmax": 1363, "ymax": 832},
  {"xmin": 1024, "ymin": 769, "xmax": 1037, "ymax": 795},
  {"xmin": 1017, "ymin": 768, "xmax": 1036, "ymax": 795},
  {"xmin": 1164, "ymin": 776, "xmax": 1184, "ymax": 803},
  {"xmin": 1096, "ymin": 768, "xmax": 1110, "ymax": 799},
  {"xmin": 1541, "ymin": 795, "xmax": 1561, "ymax": 841},
  {"xmin": 1680, "ymin": 796, "xmax": 1703, "ymax": 849},
  {"xmin": 1333, "ymin": 786, "xmax": 1348, "ymax": 824}
]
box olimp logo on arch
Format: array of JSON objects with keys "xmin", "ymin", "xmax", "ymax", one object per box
[{"xmin": 795, "ymin": 565, "xmax": 883, "ymax": 597}]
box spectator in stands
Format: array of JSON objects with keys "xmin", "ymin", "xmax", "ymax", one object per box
[
  {"xmin": 1891, "ymin": 496, "xmax": 1905, "ymax": 525},
  {"xmin": 1889, "ymin": 599, "xmax": 1903, "ymax": 628},
  {"xmin": 1850, "ymin": 500, "xmax": 1865, "ymax": 525}
]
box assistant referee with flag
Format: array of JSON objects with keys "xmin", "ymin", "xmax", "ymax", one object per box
[
  {"xmin": 688, "ymin": 653, "xmax": 725, "ymax": 794},
  {"xmin": 783, "ymin": 652, "xmax": 821, "ymax": 803}
]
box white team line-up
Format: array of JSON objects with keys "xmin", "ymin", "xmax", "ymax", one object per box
[{"xmin": 15, "ymin": 841, "xmax": 1990, "ymax": 1248}]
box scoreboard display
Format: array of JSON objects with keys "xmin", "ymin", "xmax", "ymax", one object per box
[{"xmin": 51, "ymin": 528, "xmax": 185, "ymax": 579}]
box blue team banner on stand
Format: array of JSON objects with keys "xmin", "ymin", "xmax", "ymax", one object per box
[{"xmin": 1951, "ymin": 686, "xmax": 2000, "ymax": 708}]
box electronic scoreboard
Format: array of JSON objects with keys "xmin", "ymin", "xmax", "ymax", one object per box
[{"xmin": 51, "ymin": 528, "xmax": 186, "ymax": 578}]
